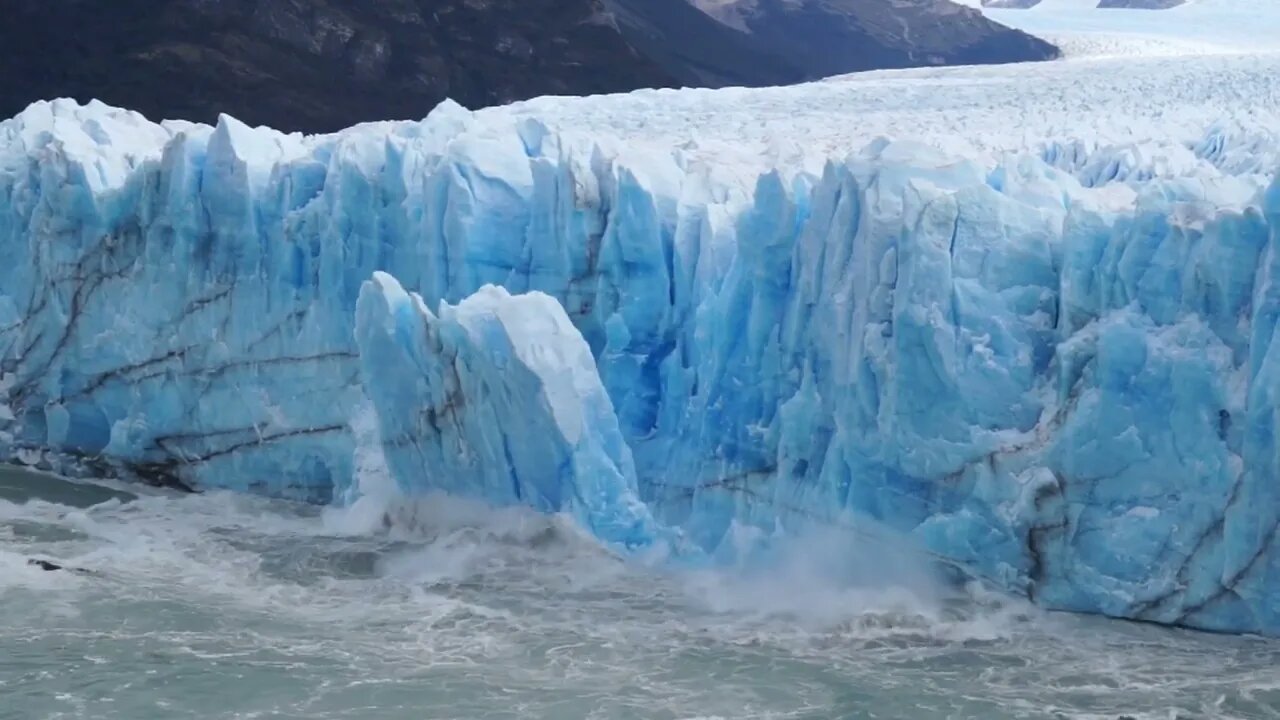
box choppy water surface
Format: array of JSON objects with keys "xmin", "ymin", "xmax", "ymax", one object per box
[{"xmin": 1, "ymin": 465, "xmax": 1278, "ymax": 720}]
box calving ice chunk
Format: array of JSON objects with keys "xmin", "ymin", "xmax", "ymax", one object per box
[
  {"xmin": 1, "ymin": 21, "xmax": 1280, "ymax": 636},
  {"xmin": 354, "ymin": 272, "xmax": 661, "ymax": 550}
]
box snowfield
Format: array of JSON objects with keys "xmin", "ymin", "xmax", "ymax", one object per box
[
  {"xmin": 3, "ymin": 0, "xmax": 1280, "ymax": 634},
  {"xmin": 980, "ymin": 0, "xmax": 1280, "ymax": 58},
  {"xmin": 493, "ymin": 51, "xmax": 1280, "ymax": 187},
  {"xmin": 483, "ymin": 0, "xmax": 1280, "ymax": 187}
]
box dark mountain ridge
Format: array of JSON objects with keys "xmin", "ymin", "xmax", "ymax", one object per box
[
  {"xmin": 692, "ymin": 0, "xmax": 1059, "ymax": 78},
  {"xmin": 602, "ymin": 0, "xmax": 806, "ymax": 88},
  {"xmin": 1, "ymin": 0, "xmax": 675, "ymax": 133},
  {"xmin": 0, "ymin": 0, "xmax": 1058, "ymax": 134}
]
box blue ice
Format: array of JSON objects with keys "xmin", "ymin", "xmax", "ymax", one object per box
[{"xmin": 1, "ymin": 99, "xmax": 1279, "ymax": 634}]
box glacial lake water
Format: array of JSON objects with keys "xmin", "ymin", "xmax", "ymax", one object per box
[{"xmin": 1, "ymin": 465, "xmax": 1278, "ymax": 720}]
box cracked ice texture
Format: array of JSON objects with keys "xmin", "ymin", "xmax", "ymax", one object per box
[
  {"xmin": 2, "ymin": 98, "xmax": 1280, "ymax": 634},
  {"xmin": 354, "ymin": 272, "xmax": 660, "ymax": 549}
]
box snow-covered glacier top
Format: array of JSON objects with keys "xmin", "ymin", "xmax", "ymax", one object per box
[
  {"xmin": 3, "ymin": 2, "xmax": 1280, "ymax": 634},
  {"xmin": 975, "ymin": 0, "xmax": 1280, "ymax": 57},
  {"xmin": 487, "ymin": 0, "xmax": 1280, "ymax": 176}
]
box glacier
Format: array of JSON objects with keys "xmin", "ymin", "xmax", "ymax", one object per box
[
  {"xmin": 354, "ymin": 272, "xmax": 661, "ymax": 550},
  {"xmin": 3, "ymin": 40, "xmax": 1280, "ymax": 636}
]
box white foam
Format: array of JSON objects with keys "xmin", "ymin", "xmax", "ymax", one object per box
[{"xmin": 2, "ymin": 468, "xmax": 1274, "ymax": 719}]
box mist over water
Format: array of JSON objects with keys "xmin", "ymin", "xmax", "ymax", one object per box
[{"xmin": 2, "ymin": 465, "xmax": 1278, "ymax": 720}]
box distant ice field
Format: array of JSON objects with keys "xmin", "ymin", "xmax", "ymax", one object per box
[
  {"xmin": 476, "ymin": 0, "xmax": 1280, "ymax": 191},
  {"xmin": 981, "ymin": 0, "xmax": 1280, "ymax": 58}
]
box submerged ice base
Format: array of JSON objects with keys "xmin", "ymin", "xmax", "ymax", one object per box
[{"xmin": 2, "ymin": 96, "xmax": 1280, "ymax": 634}]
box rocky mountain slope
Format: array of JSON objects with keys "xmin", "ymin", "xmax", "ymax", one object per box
[
  {"xmin": 603, "ymin": 0, "xmax": 806, "ymax": 88},
  {"xmin": 976, "ymin": 0, "xmax": 1189, "ymax": 7},
  {"xmin": 1, "ymin": 0, "xmax": 1056, "ymax": 133},
  {"xmin": 689, "ymin": 0, "xmax": 1058, "ymax": 78},
  {"xmin": 0, "ymin": 0, "xmax": 675, "ymax": 133}
]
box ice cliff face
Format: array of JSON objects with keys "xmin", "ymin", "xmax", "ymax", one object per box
[
  {"xmin": 1, "ymin": 96, "xmax": 1279, "ymax": 634},
  {"xmin": 355, "ymin": 273, "xmax": 661, "ymax": 549}
]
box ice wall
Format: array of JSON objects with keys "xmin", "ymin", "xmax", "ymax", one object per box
[
  {"xmin": 1, "ymin": 99, "xmax": 1279, "ymax": 633},
  {"xmin": 354, "ymin": 272, "xmax": 660, "ymax": 549}
]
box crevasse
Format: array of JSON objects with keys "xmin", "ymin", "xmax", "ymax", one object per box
[{"xmin": 1, "ymin": 98, "xmax": 1278, "ymax": 634}]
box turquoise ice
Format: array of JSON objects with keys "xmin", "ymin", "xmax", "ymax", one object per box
[
  {"xmin": 355, "ymin": 272, "xmax": 660, "ymax": 550},
  {"xmin": 1, "ymin": 95, "xmax": 1279, "ymax": 634}
]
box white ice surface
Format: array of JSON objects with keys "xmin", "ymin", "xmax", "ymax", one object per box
[
  {"xmin": 481, "ymin": 0, "xmax": 1280, "ymax": 191},
  {"xmin": 978, "ymin": 0, "xmax": 1280, "ymax": 58},
  {"xmin": 4, "ymin": 0, "xmax": 1280, "ymax": 634}
]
